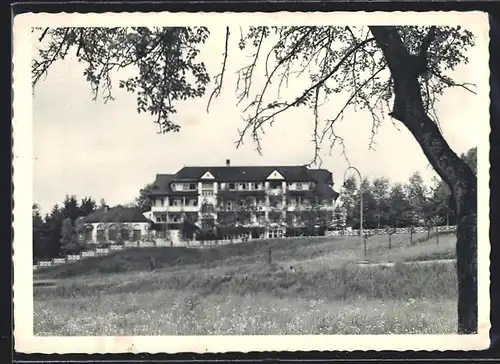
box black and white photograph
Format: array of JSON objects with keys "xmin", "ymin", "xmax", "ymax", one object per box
[{"xmin": 13, "ymin": 11, "xmax": 490, "ymax": 353}]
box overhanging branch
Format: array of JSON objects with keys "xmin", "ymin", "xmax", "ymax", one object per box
[{"xmin": 207, "ymin": 26, "xmax": 230, "ymax": 112}]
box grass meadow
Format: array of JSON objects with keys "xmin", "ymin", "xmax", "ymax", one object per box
[{"xmin": 34, "ymin": 232, "xmax": 458, "ymax": 335}]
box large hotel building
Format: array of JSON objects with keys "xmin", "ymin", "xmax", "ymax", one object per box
[{"xmin": 147, "ymin": 160, "xmax": 340, "ymax": 239}]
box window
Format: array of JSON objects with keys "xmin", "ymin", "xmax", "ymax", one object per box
[
  {"xmin": 172, "ymin": 216, "xmax": 179, "ymax": 223},
  {"xmin": 191, "ymin": 199, "xmax": 198, "ymax": 206},
  {"xmin": 241, "ymin": 183, "xmax": 247, "ymax": 190},
  {"xmin": 202, "ymin": 218, "xmax": 215, "ymax": 229},
  {"xmin": 84, "ymin": 225, "xmax": 93, "ymax": 242},
  {"xmin": 270, "ymin": 181, "xmax": 281, "ymax": 189},
  {"xmin": 296, "ymin": 182, "xmax": 303, "ymax": 190},
  {"xmin": 202, "ymin": 204, "xmax": 215, "ymax": 213},
  {"xmin": 156, "ymin": 214, "xmax": 167, "ymax": 223},
  {"xmin": 189, "ymin": 183, "xmax": 197, "ymax": 190},
  {"xmin": 229, "ymin": 183, "xmax": 235, "ymax": 190},
  {"xmin": 120, "ymin": 226, "xmax": 130, "ymax": 241},
  {"xmin": 132, "ymin": 225, "xmax": 142, "ymax": 241},
  {"xmin": 183, "ymin": 183, "xmax": 189, "ymax": 190},
  {"xmin": 160, "ymin": 198, "xmax": 164, "ymax": 207},
  {"xmin": 108, "ymin": 224, "xmax": 118, "ymax": 241},
  {"xmin": 202, "ymin": 190, "xmax": 214, "ymax": 196}
]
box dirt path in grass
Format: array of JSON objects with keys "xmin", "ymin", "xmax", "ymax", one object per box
[{"xmin": 356, "ymin": 259, "xmax": 455, "ymax": 268}]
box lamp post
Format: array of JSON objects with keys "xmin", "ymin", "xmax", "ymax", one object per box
[{"xmin": 343, "ymin": 166, "xmax": 365, "ymax": 256}]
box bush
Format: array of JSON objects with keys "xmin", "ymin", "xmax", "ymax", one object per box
[
  {"xmin": 61, "ymin": 242, "xmax": 83, "ymax": 255},
  {"xmin": 250, "ymin": 227, "xmax": 265, "ymax": 239},
  {"xmin": 196, "ymin": 229, "xmax": 218, "ymax": 242}
]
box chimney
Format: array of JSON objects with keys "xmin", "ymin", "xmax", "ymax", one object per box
[
  {"xmin": 226, "ymin": 159, "xmax": 231, "ymax": 167},
  {"xmin": 103, "ymin": 205, "xmax": 109, "ymax": 212}
]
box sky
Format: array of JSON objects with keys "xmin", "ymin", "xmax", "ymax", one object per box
[{"xmin": 32, "ymin": 26, "xmax": 484, "ymax": 215}]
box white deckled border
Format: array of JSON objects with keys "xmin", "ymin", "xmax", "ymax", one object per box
[{"xmin": 13, "ymin": 10, "xmax": 491, "ymax": 354}]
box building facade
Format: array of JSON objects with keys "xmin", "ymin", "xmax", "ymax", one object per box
[
  {"xmin": 81, "ymin": 205, "xmax": 152, "ymax": 244},
  {"xmin": 147, "ymin": 160, "xmax": 340, "ymax": 239}
]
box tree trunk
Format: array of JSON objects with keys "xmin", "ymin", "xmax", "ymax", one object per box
[{"xmin": 370, "ymin": 26, "xmax": 478, "ymax": 334}]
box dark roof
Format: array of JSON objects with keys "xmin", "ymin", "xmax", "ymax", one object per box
[
  {"xmin": 149, "ymin": 174, "xmax": 175, "ymax": 195},
  {"xmin": 308, "ymin": 169, "xmax": 334, "ymax": 185},
  {"xmin": 173, "ymin": 165, "xmax": 314, "ymax": 182},
  {"xmin": 83, "ymin": 205, "xmax": 151, "ymax": 224},
  {"xmin": 149, "ymin": 165, "xmax": 338, "ymax": 196}
]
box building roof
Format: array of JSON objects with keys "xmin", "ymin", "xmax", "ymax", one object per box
[
  {"xmin": 148, "ymin": 165, "xmax": 339, "ymax": 199},
  {"xmin": 149, "ymin": 174, "xmax": 175, "ymax": 195},
  {"xmin": 173, "ymin": 165, "xmax": 314, "ymax": 182},
  {"xmin": 82, "ymin": 205, "xmax": 152, "ymax": 224}
]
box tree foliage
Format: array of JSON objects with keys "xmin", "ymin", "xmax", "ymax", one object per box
[
  {"xmin": 136, "ymin": 182, "xmax": 155, "ymax": 212},
  {"xmin": 32, "ymin": 195, "xmax": 98, "ymax": 260}
]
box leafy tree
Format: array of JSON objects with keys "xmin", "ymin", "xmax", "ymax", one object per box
[
  {"xmin": 45, "ymin": 204, "xmax": 65, "ymax": 257},
  {"xmin": 60, "ymin": 217, "xmax": 77, "ymax": 255},
  {"xmin": 430, "ymin": 176, "xmax": 455, "ymax": 226},
  {"xmin": 387, "ymin": 183, "xmax": 411, "ymax": 228},
  {"xmin": 384, "ymin": 225, "xmax": 398, "ymax": 251},
  {"xmin": 200, "ymin": 200, "xmax": 217, "ymax": 234},
  {"xmin": 33, "ymin": 25, "xmax": 479, "ymax": 333},
  {"xmin": 372, "ymin": 177, "xmax": 390, "ymax": 230},
  {"xmin": 136, "ymin": 182, "xmax": 155, "ymax": 212},
  {"xmin": 404, "ymin": 172, "xmax": 428, "ymax": 227},
  {"xmin": 340, "ymin": 176, "xmax": 359, "ymax": 228},
  {"xmin": 180, "ymin": 213, "xmax": 199, "ymax": 241},
  {"xmin": 355, "ymin": 179, "xmax": 378, "ymax": 230},
  {"xmin": 61, "ymin": 195, "xmax": 80, "ymax": 223},
  {"xmin": 461, "ymin": 147, "xmax": 477, "ymax": 175},
  {"xmin": 79, "ymin": 197, "xmax": 97, "ymax": 216},
  {"xmin": 74, "ymin": 216, "xmax": 86, "ymax": 244},
  {"xmin": 32, "ymin": 203, "xmax": 48, "ymax": 261},
  {"xmin": 331, "ymin": 205, "xmax": 347, "ymax": 231}
]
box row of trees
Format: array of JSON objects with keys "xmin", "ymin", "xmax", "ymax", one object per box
[
  {"xmin": 340, "ymin": 147, "xmax": 477, "ymax": 231},
  {"xmin": 32, "ymin": 195, "xmax": 100, "ymax": 261}
]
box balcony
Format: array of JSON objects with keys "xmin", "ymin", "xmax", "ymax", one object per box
[
  {"xmin": 167, "ymin": 204, "xmax": 199, "ymax": 212},
  {"xmin": 268, "ymin": 204, "xmax": 284, "ymax": 212},
  {"xmin": 151, "ymin": 205, "xmax": 168, "ymax": 212},
  {"xmin": 267, "ymin": 188, "xmax": 283, "ymax": 196}
]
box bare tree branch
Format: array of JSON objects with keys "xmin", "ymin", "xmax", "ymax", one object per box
[
  {"xmin": 236, "ymin": 28, "xmax": 265, "ymax": 104},
  {"xmin": 207, "ymin": 26, "xmax": 230, "ymax": 112},
  {"xmin": 237, "ymin": 36, "xmax": 376, "ymax": 152},
  {"xmin": 431, "ymin": 69, "xmax": 477, "ymax": 94}
]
